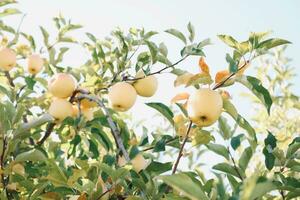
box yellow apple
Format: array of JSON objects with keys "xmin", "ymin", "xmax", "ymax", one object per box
[
  {"xmin": 72, "ymin": 104, "xmax": 79, "ymax": 117},
  {"xmin": 27, "ymin": 54, "xmax": 44, "ymax": 75},
  {"xmin": 133, "ymin": 70, "xmax": 158, "ymax": 97},
  {"xmin": 108, "ymin": 82, "xmax": 137, "ymax": 112},
  {"xmin": 187, "ymin": 88, "xmax": 223, "ymax": 127},
  {"xmin": 48, "ymin": 73, "xmax": 76, "ymax": 98},
  {"xmin": 131, "ymin": 154, "xmax": 149, "ymax": 173},
  {"xmin": 0, "ymin": 48, "xmax": 16, "ymax": 71},
  {"xmin": 49, "ymin": 98, "xmax": 73, "ymax": 122}
]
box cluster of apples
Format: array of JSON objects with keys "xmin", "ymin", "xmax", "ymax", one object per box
[
  {"xmin": 108, "ymin": 70, "xmax": 158, "ymax": 112},
  {"xmin": 0, "ymin": 47, "xmax": 44, "ymax": 74},
  {"xmin": 47, "ymin": 73, "xmax": 97, "ymax": 122}
]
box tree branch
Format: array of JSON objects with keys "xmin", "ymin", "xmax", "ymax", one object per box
[
  {"xmin": 37, "ymin": 122, "xmax": 56, "ymax": 146},
  {"xmin": 4, "ymin": 71, "xmax": 15, "ymax": 87},
  {"xmin": 77, "ymin": 94, "xmax": 130, "ymax": 162},
  {"xmin": 124, "ymin": 55, "xmax": 189, "ymax": 81},
  {"xmin": 228, "ymin": 147, "xmax": 244, "ymax": 181},
  {"xmin": 213, "ymin": 60, "xmax": 249, "ymax": 90},
  {"xmin": 172, "ymin": 121, "xmax": 192, "ymax": 174}
]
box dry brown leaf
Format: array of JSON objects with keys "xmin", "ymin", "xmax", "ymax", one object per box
[{"xmin": 171, "ymin": 92, "xmax": 190, "ymax": 103}]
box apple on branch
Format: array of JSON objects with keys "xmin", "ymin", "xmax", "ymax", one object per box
[
  {"xmin": 27, "ymin": 54, "xmax": 44, "ymax": 75},
  {"xmin": 187, "ymin": 88, "xmax": 223, "ymax": 127},
  {"xmin": 108, "ymin": 82, "xmax": 137, "ymax": 112},
  {"xmin": 49, "ymin": 98, "xmax": 74, "ymax": 122},
  {"xmin": 0, "ymin": 48, "xmax": 17, "ymax": 71},
  {"xmin": 133, "ymin": 70, "xmax": 158, "ymax": 97},
  {"xmin": 48, "ymin": 73, "xmax": 77, "ymax": 98}
]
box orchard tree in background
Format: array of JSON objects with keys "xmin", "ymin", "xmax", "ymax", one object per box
[{"xmin": 0, "ymin": 1, "xmax": 299, "ymax": 199}]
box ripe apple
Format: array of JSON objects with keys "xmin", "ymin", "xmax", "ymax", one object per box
[
  {"xmin": 49, "ymin": 98, "xmax": 73, "ymax": 122},
  {"xmin": 133, "ymin": 70, "xmax": 158, "ymax": 97},
  {"xmin": 48, "ymin": 73, "xmax": 77, "ymax": 98},
  {"xmin": 108, "ymin": 82, "xmax": 137, "ymax": 112},
  {"xmin": 131, "ymin": 153, "xmax": 149, "ymax": 173},
  {"xmin": 0, "ymin": 48, "xmax": 16, "ymax": 71},
  {"xmin": 72, "ymin": 104, "xmax": 79, "ymax": 117},
  {"xmin": 187, "ymin": 88, "xmax": 223, "ymax": 127},
  {"xmin": 27, "ymin": 54, "xmax": 44, "ymax": 75}
]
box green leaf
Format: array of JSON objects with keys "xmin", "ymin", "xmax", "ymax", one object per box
[
  {"xmin": 263, "ymin": 132, "xmax": 277, "ymax": 170},
  {"xmin": 143, "ymin": 31, "xmax": 158, "ymax": 39},
  {"xmin": 165, "ymin": 29, "xmax": 187, "ymax": 44},
  {"xmin": 15, "ymin": 149, "xmax": 47, "ymax": 162},
  {"xmin": 192, "ymin": 129, "xmax": 213, "ymax": 146},
  {"xmin": 231, "ymin": 134, "xmax": 244, "ymax": 150},
  {"xmin": 146, "ymin": 161, "xmax": 172, "ymax": 175},
  {"xmin": 86, "ymin": 32, "xmax": 97, "ymax": 43},
  {"xmin": 187, "ymin": 22, "xmax": 195, "ymax": 42},
  {"xmin": 226, "ymin": 53, "xmax": 238, "ymax": 73},
  {"xmin": 40, "ymin": 26, "xmax": 50, "ymax": 47},
  {"xmin": 129, "ymin": 146, "xmax": 140, "ymax": 159},
  {"xmin": 213, "ymin": 163, "xmax": 245, "ymax": 179},
  {"xmin": 159, "ymin": 42, "xmax": 168, "ymax": 57},
  {"xmin": 218, "ymin": 35, "xmax": 239, "ymax": 48},
  {"xmin": 181, "ymin": 44, "xmax": 205, "ymax": 57},
  {"xmin": 185, "ymin": 73, "xmax": 213, "ymax": 87},
  {"xmin": 238, "ymin": 147, "xmax": 253, "ymax": 171},
  {"xmin": 218, "ymin": 116, "xmax": 232, "ymax": 140},
  {"xmin": 145, "ymin": 41, "xmax": 158, "ymax": 63},
  {"xmin": 236, "ymin": 75, "xmax": 272, "ymax": 114},
  {"xmin": 24, "ymin": 76, "xmax": 36, "ymax": 90},
  {"xmin": 286, "ymin": 142, "xmax": 300, "ymax": 158},
  {"xmin": 257, "ymin": 38, "xmax": 291, "ymax": 50},
  {"xmin": 158, "ymin": 173, "xmax": 209, "ymax": 200},
  {"xmin": 146, "ymin": 102, "xmax": 174, "ymax": 126},
  {"xmin": 249, "ymin": 181, "xmax": 277, "ymax": 200},
  {"xmin": 206, "ymin": 143, "xmax": 229, "ymax": 160},
  {"xmin": 0, "ymin": 8, "xmax": 20, "ymax": 18}
]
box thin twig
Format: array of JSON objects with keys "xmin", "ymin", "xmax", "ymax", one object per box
[
  {"xmin": 142, "ymin": 137, "xmax": 179, "ymax": 152},
  {"xmin": 4, "ymin": 71, "xmax": 15, "ymax": 87},
  {"xmin": 228, "ymin": 147, "xmax": 244, "ymax": 181},
  {"xmin": 77, "ymin": 94, "xmax": 130, "ymax": 162},
  {"xmin": 172, "ymin": 121, "xmax": 192, "ymax": 174},
  {"xmin": 37, "ymin": 122, "xmax": 56, "ymax": 146},
  {"xmin": 125, "ymin": 55, "xmax": 189, "ymax": 82},
  {"xmin": 213, "ymin": 60, "xmax": 249, "ymax": 90}
]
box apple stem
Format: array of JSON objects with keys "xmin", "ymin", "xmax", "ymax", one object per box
[
  {"xmin": 77, "ymin": 94, "xmax": 131, "ymax": 162},
  {"xmin": 172, "ymin": 121, "xmax": 193, "ymax": 174},
  {"xmin": 227, "ymin": 147, "xmax": 244, "ymax": 181}
]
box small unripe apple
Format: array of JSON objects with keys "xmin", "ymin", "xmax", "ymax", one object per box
[
  {"xmin": 0, "ymin": 48, "xmax": 16, "ymax": 71},
  {"xmin": 27, "ymin": 54, "xmax": 44, "ymax": 75},
  {"xmin": 108, "ymin": 82, "xmax": 137, "ymax": 112},
  {"xmin": 187, "ymin": 88, "xmax": 223, "ymax": 127},
  {"xmin": 131, "ymin": 154, "xmax": 149, "ymax": 173},
  {"xmin": 48, "ymin": 73, "xmax": 77, "ymax": 98},
  {"xmin": 12, "ymin": 163, "xmax": 25, "ymax": 176},
  {"xmin": 49, "ymin": 98, "xmax": 73, "ymax": 121},
  {"xmin": 133, "ymin": 70, "xmax": 158, "ymax": 97}
]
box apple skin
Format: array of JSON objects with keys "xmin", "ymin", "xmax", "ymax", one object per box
[
  {"xmin": 0, "ymin": 48, "xmax": 16, "ymax": 71},
  {"xmin": 187, "ymin": 88, "xmax": 223, "ymax": 127},
  {"xmin": 108, "ymin": 82, "xmax": 137, "ymax": 112},
  {"xmin": 27, "ymin": 54, "xmax": 44, "ymax": 75},
  {"xmin": 133, "ymin": 70, "xmax": 158, "ymax": 97},
  {"xmin": 48, "ymin": 73, "xmax": 77, "ymax": 98},
  {"xmin": 49, "ymin": 98, "xmax": 73, "ymax": 122},
  {"xmin": 131, "ymin": 154, "xmax": 149, "ymax": 173},
  {"xmin": 80, "ymin": 98, "xmax": 97, "ymax": 109}
]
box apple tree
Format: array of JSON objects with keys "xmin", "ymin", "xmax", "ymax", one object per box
[{"xmin": 0, "ymin": 1, "xmax": 299, "ymax": 199}]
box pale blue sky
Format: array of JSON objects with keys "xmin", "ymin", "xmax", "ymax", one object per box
[{"xmin": 6, "ymin": 0, "xmax": 300, "ymax": 172}]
